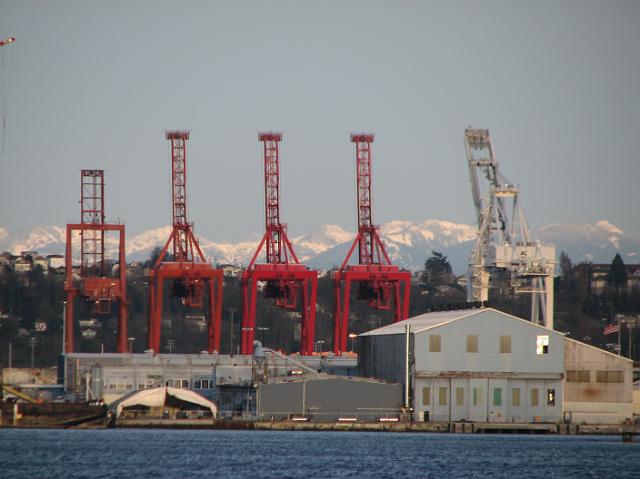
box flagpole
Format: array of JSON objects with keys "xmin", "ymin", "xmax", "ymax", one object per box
[{"xmin": 617, "ymin": 315, "xmax": 621, "ymax": 356}]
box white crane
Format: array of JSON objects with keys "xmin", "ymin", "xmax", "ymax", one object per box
[{"xmin": 464, "ymin": 128, "xmax": 555, "ymax": 329}]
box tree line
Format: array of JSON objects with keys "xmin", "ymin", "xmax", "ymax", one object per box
[{"xmin": 1, "ymin": 251, "xmax": 639, "ymax": 367}]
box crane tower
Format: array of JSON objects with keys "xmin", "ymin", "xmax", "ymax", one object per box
[
  {"xmin": 240, "ymin": 132, "xmax": 318, "ymax": 355},
  {"xmin": 464, "ymin": 128, "xmax": 555, "ymax": 328},
  {"xmin": 332, "ymin": 134, "xmax": 411, "ymax": 354},
  {"xmin": 64, "ymin": 170, "xmax": 128, "ymax": 353},
  {"xmin": 147, "ymin": 131, "xmax": 224, "ymax": 354}
]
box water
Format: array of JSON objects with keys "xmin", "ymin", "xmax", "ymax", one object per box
[{"xmin": 1, "ymin": 429, "xmax": 639, "ymax": 478}]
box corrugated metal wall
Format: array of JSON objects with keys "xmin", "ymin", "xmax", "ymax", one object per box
[{"xmin": 257, "ymin": 378, "xmax": 402, "ymax": 421}]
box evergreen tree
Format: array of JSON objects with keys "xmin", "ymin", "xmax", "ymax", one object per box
[
  {"xmin": 607, "ymin": 254, "xmax": 628, "ymax": 289},
  {"xmin": 421, "ymin": 251, "xmax": 453, "ymax": 289}
]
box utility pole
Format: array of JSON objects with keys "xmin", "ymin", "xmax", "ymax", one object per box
[
  {"xmin": 61, "ymin": 301, "xmax": 66, "ymax": 355},
  {"xmin": 28, "ymin": 337, "xmax": 36, "ymax": 368},
  {"xmin": 228, "ymin": 308, "xmax": 237, "ymax": 356}
]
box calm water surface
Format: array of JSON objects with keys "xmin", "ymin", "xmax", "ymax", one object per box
[{"xmin": 1, "ymin": 429, "xmax": 639, "ymax": 478}]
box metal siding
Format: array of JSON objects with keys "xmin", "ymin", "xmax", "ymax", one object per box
[
  {"xmin": 488, "ymin": 378, "xmax": 507, "ymax": 422},
  {"xmin": 414, "ymin": 310, "xmax": 565, "ymax": 374},
  {"xmin": 257, "ymin": 378, "xmax": 403, "ymax": 421},
  {"xmin": 469, "ymin": 378, "xmax": 488, "ymax": 421},
  {"xmin": 450, "ymin": 378, "xmax": 469, "ymax": 421},
  {"xmin": 258, "ymin": 382, "xmax": 303, "ymax": 419},
  {"xmin": 358, "ymin": 334, "xmax": 405, "ymax": 385}
]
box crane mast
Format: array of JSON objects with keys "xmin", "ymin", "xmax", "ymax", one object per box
[
  {"xmin": 147, "ymin": 131, "xmax": 224, "ymax": 354},
  {"xmin": 64, "ymin": 170, "xmax": 128, "ymax": 353},
  {"xmin": 332, "ymin": 134, "xmax": 411, "ymax": 354},
  {"xmin": 464, "ymin": 128, "xmax": 555, "ymax": 328},
  {"xmin": 240, "ymin": 132, "xmax": 318, "ymax": 355}
]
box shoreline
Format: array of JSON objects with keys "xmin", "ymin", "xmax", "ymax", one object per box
[{"xmin": 3, "ymin": 420, "xmax": 639, "ymax": 437}]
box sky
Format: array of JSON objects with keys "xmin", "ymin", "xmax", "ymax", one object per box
[{"xmin": 0, "ymin": 0, "xmax": 639, "ymax": 242}]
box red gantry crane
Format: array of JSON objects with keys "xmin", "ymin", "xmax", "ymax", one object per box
[
  {"xmin": 64, "ymin": 170, "xmax": 128, "ymax": 353},
  {"xmin": 148, "ymin": 131, "xmax": 224, "ymax": 354},
  {"xmin": 240, "ymin": 133, "xmax": 318, "ymax": 355},
  {"xmin": 332, "ymin": 134, "xmax": 411, "ymax": 354}
]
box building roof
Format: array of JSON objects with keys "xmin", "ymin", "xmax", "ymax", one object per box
[
  {"xmin": 110, "ymin": 386, "xmax": 218, "ymax": 417},
  {"xmin": 359, "ymin": 309, "xmax": 483, "ymax": 336},
  {"xmin": 359, "ymin": 307, "xmax": 558, "ymax": 337}
]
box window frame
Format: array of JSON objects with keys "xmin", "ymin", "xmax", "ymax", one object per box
[
  {"xmin": 429, "ymin": 334, "xmax": 441, "ymax": 353},
  {"xmin": 536, "ymin": 335, "xmax": 549, "ymax": 355},
  {"xmin": 512, "ymin": 387, "xmax": 521, "ymax": 407},
  {"xmin": 438, "ymin": 387, "xmax": 447, "ymax": 406},
  {"xmin": 422, "ymin": 387, "xmax": 431, "ymax": 406},
  {"xmin": 499, "ymin": 335, "xmax": 511, "ymax": 354},
  {"xmin": 466, "ymin": 335, "xmax": 478, "ymax": 353},
  {"xmin": 493, "ymin": 387, "xmax": 502, "ymax": 407}
]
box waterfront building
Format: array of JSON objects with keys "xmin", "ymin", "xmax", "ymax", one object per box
[{"xmin": 359, "ymin": 308, "xmax": 633, "ymax": 424}]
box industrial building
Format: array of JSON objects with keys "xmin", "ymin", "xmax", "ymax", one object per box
[
  {"xmin": 257, "ymin": 376, "xmax": 402, "ymax": 422},
  {"xmin": 359, "ymin": 308, "xmax": 633, "ymax": 424},
  {"xmin": 59, "ymin": 351, "xmax": 358, "ymax": 415}
]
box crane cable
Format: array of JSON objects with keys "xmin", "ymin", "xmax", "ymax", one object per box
[{"xmin": 0, "ymin": 36, "xmax": 15, "ymax": 155}]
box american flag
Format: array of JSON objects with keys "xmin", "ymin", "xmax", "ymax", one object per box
[{"xmin": 604, "ymin": 323, "xmax": 620, "ymax": 336}]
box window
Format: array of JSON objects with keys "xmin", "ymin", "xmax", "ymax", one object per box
[
  {"xmin": 438, "ymin": 387, "xmax": 447, "ymax": 406},
  {"xmin": 512, "ymin": 388, "xmax": 521, "ymax": 407},
  {"xmin": 536, "ymin": 335, "xmax": 549, "ymax": 354},
  {"xmin": 566, "ymin": 370, "xmax": 591, "ymax": 382},
  {"xmin": 531, "ymin": 388, "xmax": 539, "ymax": 407},
  {"xmin": 429, "ymin": 335, "xmax": 441, "ymax": 353},
  {"xmin": 422, "ymin": 387, "xmax": 431, "ymax": 406},
  {"xmin": 201, "ymin": 379, "xmax": 211, "ymax": 389},
  {"xmin": 596, "ymin": 371, "xmax": 624, "ymax": 383},
  {"xmin": 493, "ymin": 388, "xmax": 502, "ymax": 406},
  {"xmin": 466, "ymin": 335, "xmax": 478, "ymax": 353},
  {"xmin": 181, "ymin": 379, "xmax": 189, "ymax": 389},
  {"xmin": 499, "ymin": 335, "xmax": 511, "ymax": 354},
  {"xmin": 456, "ymin": 387, "xmax": 464, "ymax": 406},
  {"xmin": 547, "ymin": 389, "xmax": 556, "ymax": 406},
  {"xmin": 193, "ymin": 379, "xmax": 202, "ymax": 389},
  {"xmin": 472, "ymin": 388, "xmax": 482, "ymax": 406}
]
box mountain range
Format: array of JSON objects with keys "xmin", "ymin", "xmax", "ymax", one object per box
[{"xmin": 1, "ymin": 220, "xmax": 638, "ymax": 274}]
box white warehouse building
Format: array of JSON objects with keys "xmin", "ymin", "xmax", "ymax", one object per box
[{"xmin": 359, "ymin": 308, "xmax": 633, "ymax": 424}]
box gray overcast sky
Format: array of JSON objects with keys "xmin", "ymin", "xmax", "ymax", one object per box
[{"xmin": 1, "ymin": 0, "xmax": 639, "ymax": 241}]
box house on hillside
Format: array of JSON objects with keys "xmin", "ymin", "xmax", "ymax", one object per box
[
  {"xmin": 47, "ymin": 254, "xmax": 65, "ymax": 271},
  {"xmin": 34, "ymin": 255, "xmax": 49, "ymax": 271},
  {"xmin": 575, "ymin": 263, "xmax": 640, "ymax": 294},
  {"xmin": 14, "ymin": 257, "xmax": 33, "ymax": 273}
]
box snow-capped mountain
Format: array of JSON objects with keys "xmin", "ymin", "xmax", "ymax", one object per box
[
  {"xmin": 536, "ymin": 221, "xmax": 640, "ymax": 265},
  {"xmin": 1, "ymin": 219, "xmax": 638, "ymax": 273}
]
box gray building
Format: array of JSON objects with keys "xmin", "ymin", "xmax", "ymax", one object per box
[
  {"xmin": 360, "ymin": 308, "xmax": 566, "ymax": 423},
  {"xmin": 257, "ymin": 376, "xmax": 403, "ymax": 421},
  {"xmin": 60, "ymin": 351, "xmax": 358, "ymax": 415},
  {"xmin": 359, "ymin": 308, "xmax": 634, "ymax": 424}
]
